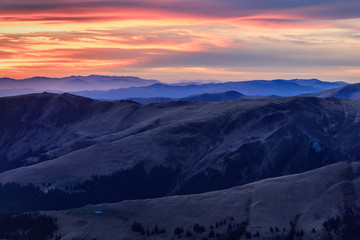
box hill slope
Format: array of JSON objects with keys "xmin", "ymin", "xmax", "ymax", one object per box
[
  {"xmin": 1, "ymin": 93, "xmax": 360, "ymax": 210},
  {"xmin": 50, "ymin": 162, "xmax": 360, "ymax": 240},
  {"xmin": 302, "ymin": 83, "xmax": 360, "ymax": 99}
]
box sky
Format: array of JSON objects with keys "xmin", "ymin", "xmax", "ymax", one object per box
[{"xmin": 1, "ymin": 0, "xmax": 360, "ymax": 83}]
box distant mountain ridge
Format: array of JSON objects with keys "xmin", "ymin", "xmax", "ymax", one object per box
[
  {"xmin": 0, "ymin": 75, "xmax": 159, "ymax": 93},
  {"xmin": 127, "ymin": 90, "xmax": 278, "ymax": 104},
  {"xmin": 73, "ymin": 79, "xmax": 347, "ymax": 100},
  {"xmin": 0, "ymin": 88, "xmax": 43, "ymax": 97},
  {"xmin": 0, "ymin": 77, "xmax": 347, "ymax": 99},
  {"xmin": 302, "ymin": 83, "xmax": 360, "ymax": 99}
]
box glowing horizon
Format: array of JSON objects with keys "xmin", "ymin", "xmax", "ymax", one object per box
[{"xmin": 1, "ymin": 0, "xmax": 360, "ymax": 83}]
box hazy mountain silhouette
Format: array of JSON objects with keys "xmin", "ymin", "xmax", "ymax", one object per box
[
  {"xmin": 73, "ymin": 79, "xmax": 347, "ymax": 100},
  {"xmin": 127, "ymin": 90, "xmax": 278, "ymax": 104},
  {"xmin": 0, "ymin": 77, "xmax": 347, "ymax": 99},
  {"xmin": 302, "ymin": 83, "xmax": 360, "ymax": 99},
  {"xmin": 0, "ymin": 75, "xmax": 159, "ymax": 93}
]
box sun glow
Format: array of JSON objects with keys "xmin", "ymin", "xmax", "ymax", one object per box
[{"xmin": 1, "ymin": 0, "xmax": 360, "ymax": 82}]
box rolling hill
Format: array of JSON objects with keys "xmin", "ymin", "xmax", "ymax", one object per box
[
  {"xmin": 1, "ymin": 93, "xmax": 360, "ymax": 211},
  {"xmin": 49, "ymin": 161, "xmax": 360, "ymax": 240}
]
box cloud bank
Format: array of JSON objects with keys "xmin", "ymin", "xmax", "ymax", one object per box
[{"xmin": 1, "ymin": 0, "xmax": 360, "ymax": 82}]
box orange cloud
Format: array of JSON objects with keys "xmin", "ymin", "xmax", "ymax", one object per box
[{"xmin": 1, "ymin": 0, "xmax": 360, "ymax": 82}]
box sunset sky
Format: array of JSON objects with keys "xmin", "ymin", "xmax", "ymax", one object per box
[{"xmin": 1, "ymin": 0, "xmax": 360, "ymax": 83}]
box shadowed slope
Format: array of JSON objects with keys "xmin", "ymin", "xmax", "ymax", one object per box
[
  {"xmin": 50, "ymin": 162, "xmax": 360, "ymax": 240},
  {"xmin": 1, "ymin": 93, "xmax": 360, "ymax": 204}
]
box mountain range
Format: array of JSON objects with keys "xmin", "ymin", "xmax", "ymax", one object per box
[
  {"xmin": 127, "ymin": 90, "xmax": 279, "ymax": 104},
  {"xmin": 2, "ymin": 85, "xmax": 360, "ymax": 239},
  {"xmin": 0, "ymin": 75, "xmax": 158, "ymax": 93},
  {"xmin": 72, "ymin": 78, "xmax": 347, "ymax": 100},
  {"xmin": 0, "ymin": 77, "xmax": 348, "ymax": 100},
  {"xmin": 1, "ymin": 93, "xmax": 360, "ymax": 212}
]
